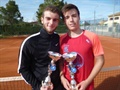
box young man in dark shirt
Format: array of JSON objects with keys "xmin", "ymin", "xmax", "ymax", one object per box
[{"xmin": 18, "ymin": 5, "xmax": 63, "ymax": 90}]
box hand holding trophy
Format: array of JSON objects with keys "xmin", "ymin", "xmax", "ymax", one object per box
[
  {"xmin": 42, "ymin": 51, "xmax": 61, "ymax": 90},
  {"xmin": 62, "ymin": 52, "xmax": 78, "ymax": 90}
]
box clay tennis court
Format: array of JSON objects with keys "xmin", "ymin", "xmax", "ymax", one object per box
[{"xmin": 0, "ymin": 35, "xmax": 120, "ymax": 90}]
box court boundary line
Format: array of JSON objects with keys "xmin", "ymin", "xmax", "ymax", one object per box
[
  {"xmin": 103, "ymin": 46, "xmax": 120, "ymax": 53},
  {"xmin": 0, "ymin": 47, "xmax": 19, "ymax": 51},
  {"xmin": 0, "ymin": 66, "xmax": 120, "ymax": 82}
]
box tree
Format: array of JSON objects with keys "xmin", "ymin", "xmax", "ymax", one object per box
[
  {"xmin": 0, "ymin": 0, "xmax": 23, "ymax": 25},
  {"xmin": 36, "ymin": 0, "xmax": 66, "ymax": 23}
]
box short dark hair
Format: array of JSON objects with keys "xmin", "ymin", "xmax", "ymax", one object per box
[
  {"xmin": 61, "ymin": 4, "xmax": 80, "ymax": 20},
  {"xmin": 42, "ymin": 5, "xmax": 61, "ymax": 17}
]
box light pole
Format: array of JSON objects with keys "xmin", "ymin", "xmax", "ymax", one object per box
[
  {"xmin": 112, "ymin": 0, "xmax": 115, "ymax": 32},
  {"xmin": 94, "ymin": 6, "xmax": 98, "ymax": 33}
]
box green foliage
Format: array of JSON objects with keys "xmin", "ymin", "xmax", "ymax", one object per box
[
  {"xmin": 36, "ymin": 0, "xmax": 66, "ymax": 23},
  {"xmin": 0, "ymin": 0, "xmax": 67, "ymax": 38},
  {"xmin": 0, "ymin": 24, "xmax": 67, "ymax": 37},
  {"xmin": 0, "ymin": 0, "xmax": 23, "ymax": 25},
  {"xmin": 0, "ymin": 23, "xmax": 40, "ymax": 36},
  {"xmin": 56, "ymin": 24, "xmax": 68, "ymax": 33}
]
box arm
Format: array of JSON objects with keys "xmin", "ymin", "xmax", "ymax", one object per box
[
  {"xmin": 59, "ymin": 58, "xmax": 71, "ymax": 90},
  {"xmin": 77, "ymin": 31, "xmax": 105, "ymax": 90},
  {"xmin": 18, "ymin": 41, "xmax": 41, "ymax": 88},
  {"xmin": 77, "ymin": 55, "xmax": 105, "ymax": 90}
]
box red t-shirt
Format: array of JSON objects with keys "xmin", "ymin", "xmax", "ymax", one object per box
[{"xmin": 60, "ymin": 30, "xmax": 104, "ymax": 90}]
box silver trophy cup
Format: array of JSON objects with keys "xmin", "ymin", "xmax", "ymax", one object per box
[
  {"xmin": 62, "ymin": 52, "xmax": 78, "ymax": 90},
  {"xmin": 42, "ymin": 51, "xmax": 61, "ymax": 88}
]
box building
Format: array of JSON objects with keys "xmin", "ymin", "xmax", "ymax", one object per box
[
  {"xmin": 104, "ymin": 12, "xmax": 120, "ymax": 32},
  {"xmin": 107, "ymin": 12, "xmax": 120, "ymax": 27},
  {"xmin": 104, "ymin": 12, "xmax": 120, "ymax": 26}
]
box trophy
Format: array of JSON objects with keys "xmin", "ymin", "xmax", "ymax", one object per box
[
  {"xmin": 42, "ymin": 51, "xmax": 61, "ymax": 88},
  {"xmin": 62, "ymin": 52, "xmax": 78, "ymax": 90}
]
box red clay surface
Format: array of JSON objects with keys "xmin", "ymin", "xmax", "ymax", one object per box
[{"xmin": 0, "ymin": 35, "xmax": 120, "ymax": 90}]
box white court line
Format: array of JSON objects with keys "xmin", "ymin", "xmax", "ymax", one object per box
[
  {"xmin": 0, "ymin": 40, "xmax": 20, "ymax": 47},
  {"xmin": 0, "ymin": 40, "xmax": 20, "ymax": 51},
  {"xmin": 7, "ymin": 40, "xmax": 20, "ymax": 46},
  {"xmin": 101, "ymin": 37, "xmax": 120, "ymax": 42},
  {"xmin": 0, "ymin": 39, "xmax": 16, "ymax": 44},
  {"xmin": 103, "ymin": 46, "xmax": 120, "ymax": 53},
  {"xmin": 100, "ymin": 36, "xmax": 120, "ymax": 40},
  {"xmin": 101, "ymin": 66, "xmax": 120, "ymax": 71},
  {"xmin": 0, "ymin": 47, "xmax": 19, "ymax": 51},
  {"xmin": 0, "ymin": 48, "xmax": 5, "ymax": 51},
  {"xmin": 0, "ymin": 66, "xmax": 119, "ymax": 82},
  {"xmin": 0, "ymin": 76, "xmax": 23, "ymax": 82},
  {"xmin": 12, "ymin": 41, "xmax": 21, "ymax": 45}
]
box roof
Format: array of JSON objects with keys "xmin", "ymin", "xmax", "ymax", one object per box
[{"xmin": 108, "ymin": 12, "xmax": 120, "ymax": 17}]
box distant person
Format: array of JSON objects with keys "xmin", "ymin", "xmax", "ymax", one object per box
[
  {"xmin": 18, "ymin": 5, "xmax": 64, "ymax": 90},
  {"xmin": 60, "ymin": 4, "xmax": 105, "ymax": 90}
]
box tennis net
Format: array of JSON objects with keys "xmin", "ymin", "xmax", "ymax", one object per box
[
  {"xmin": 0, "ymin": 76, "xmax": 31, "ymax": 90},
  {"xmin": 0, "ymin": 66, "xmax": 120, "ymax": 90}
]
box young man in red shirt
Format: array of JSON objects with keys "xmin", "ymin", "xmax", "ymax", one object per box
[{"xmin": 60, "ymin": 4, "xmax": 105, "ymax": 90}]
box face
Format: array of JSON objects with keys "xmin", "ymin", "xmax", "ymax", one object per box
[
  {"xmin": 41, "ymin": 11, "xmax": 60, "ymax": 34},
  {"xmin": 63, "ymin": 9, "xmax": 80, "ymax": 31}
]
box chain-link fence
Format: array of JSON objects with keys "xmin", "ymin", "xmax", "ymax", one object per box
[{"xmin": 81, "ymin": 25, "xmax": 120, "ymax": 38}]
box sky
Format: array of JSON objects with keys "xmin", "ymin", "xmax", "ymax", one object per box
[{"xmin": 0, "ymin": 0, "xmax": 120, "ymax": 22}]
